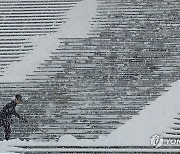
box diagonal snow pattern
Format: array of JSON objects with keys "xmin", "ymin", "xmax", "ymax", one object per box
[
  {"xmin": 0, "ymin": 0, "xmax": 180, "ymax": 153},
  {"xmin": 0, "ymin": 0, "xmax": 97, "ymax": 83}
]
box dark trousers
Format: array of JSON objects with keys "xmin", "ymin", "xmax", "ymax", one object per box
[{"xmin": 0, "ymin": 118, "xmax": 11, "ymax": 140}]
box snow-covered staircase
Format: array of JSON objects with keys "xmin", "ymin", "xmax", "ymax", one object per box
[{"xmin": 0, "ymin": 0, "xmax": 179, "ymax": 149}]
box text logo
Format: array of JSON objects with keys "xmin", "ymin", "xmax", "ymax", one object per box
[{"xmin": 150, "ymin": 134, "xmax": 164, "ymax": 148}]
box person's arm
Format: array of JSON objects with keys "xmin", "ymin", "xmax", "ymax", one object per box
[
  {"xmin": 7, "ymin": 102, "xmax": 28, "ymax": 123},
  {"xmin": 13, "ymin": 110, "xmax": 28, "ymax": 122},
  {"xmin": 13, "ymin": 110, "xmax": 21, "ymax": 119}
]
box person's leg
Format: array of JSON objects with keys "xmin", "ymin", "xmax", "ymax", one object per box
[
  {"xmin": 3, "ymin": 121, "xmax": 11, "ymax": 140},
  {"xmin": 0, "ymin": 119, "xmax": 3, "ymax": 127}
]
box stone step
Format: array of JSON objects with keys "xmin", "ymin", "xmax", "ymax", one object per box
[{"xmin": 8, "ymin": 145, "xmax": 180, "ymax": 154}]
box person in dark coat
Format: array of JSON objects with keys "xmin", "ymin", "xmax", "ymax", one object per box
[{"xmin": 0, "ymin": 94, "xmax": 27, "ymax": 140}]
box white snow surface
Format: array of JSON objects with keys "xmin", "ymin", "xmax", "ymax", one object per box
[
  {"xmin": 1, "ymin": 80, "xmax": 180, "ymax": 152},
  {"xmin": 0, "ymin": 0, "xmax": 97, "ymax": 82},
  {"xmin": 107, "ymin": 80, "xmax": 180, "ymax": 146}
]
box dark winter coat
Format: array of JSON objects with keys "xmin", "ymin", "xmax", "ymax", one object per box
[{"xmin": 0, "ymin": 100, "xmax": 21, "ymax": 121}]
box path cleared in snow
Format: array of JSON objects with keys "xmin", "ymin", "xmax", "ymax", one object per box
[{"xmin": 0, "ymin": 0, "xmax": 97, "ymax": 83}]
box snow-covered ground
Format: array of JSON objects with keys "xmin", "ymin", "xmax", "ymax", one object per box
[
  {"xmin": 0, "ymin": 0, "xmax": 97, "ymax": 82},
  {"xmin": 0, "ymin": 79, "xmax": 180, "ymax": 152}
]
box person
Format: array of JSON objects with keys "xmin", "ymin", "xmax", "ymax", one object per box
[{"xmin": 0, "ymin": 94, "xmax": 28, "ymax": 140}]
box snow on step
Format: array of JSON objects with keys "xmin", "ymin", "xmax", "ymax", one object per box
[
  {"xmin": 0, "ymin": 1, "xmax": 80, "ymax": 74},
  {"xmin": 105, "ymin": 80, "xmax": 180, "ymax": 146},
  {"xmin": 0, "ymin": 0, "xmax": 97, "ymax": 82}
]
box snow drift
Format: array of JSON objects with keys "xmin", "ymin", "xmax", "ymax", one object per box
[{"xmin": 0, "ymin": 0, "xmax": 97, "ymax": 83}]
